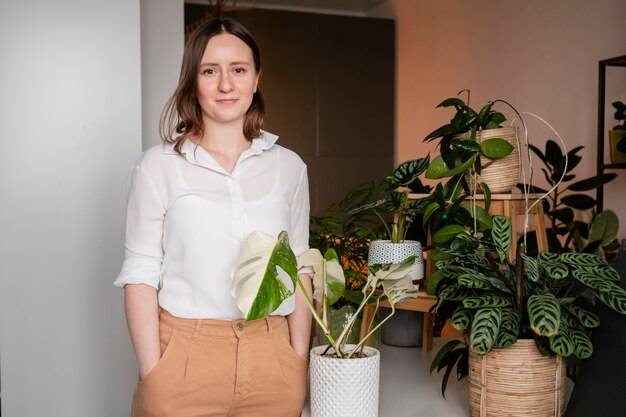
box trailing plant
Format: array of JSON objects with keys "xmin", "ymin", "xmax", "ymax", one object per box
[
  {"xmin": 230, "ymin": 231, "xmax": 419, "ymax": 358},
  {"xmin": 423, "ymin": 90, "xmax": 515, "ymax": 181},
  {"xmin": 517, "ymin": 139, "xmax": 618, "ymax": 256},
  {"xmin": 348, "ymin": 155, "xmax": 433, "ymax": 243},
  {"xmin": 429, "ymin": 216, "xmax": 626, "ymax": 396}
]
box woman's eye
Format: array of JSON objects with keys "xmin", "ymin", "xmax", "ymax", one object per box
[
  {"xmin": 202, "ymin": 69, "xmax": 215, "ymax": 75},
  {"xmin": 234, "ymin": 67, "xmax": 246, "ymax": 74}
]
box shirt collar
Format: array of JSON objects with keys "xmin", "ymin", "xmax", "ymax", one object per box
[{"xmin": 162, "ymin": 130, "xmax": 279, "ymax": 158}]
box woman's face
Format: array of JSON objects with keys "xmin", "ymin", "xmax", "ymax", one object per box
[{"xmin": 196, "ymin": 33, "xmax": 259, "ymax": 129}]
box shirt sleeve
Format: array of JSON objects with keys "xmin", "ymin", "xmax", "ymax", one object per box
[
  {"xmin": 114, "ymin": 164, "xmax": 166, "ymax": 289},
  {"xmin": 289, "ymin": 166, "xmax": 313, "ymax": 275}
]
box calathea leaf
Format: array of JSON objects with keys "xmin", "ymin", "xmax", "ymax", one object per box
[
  {"xmin": 439, "ymin": 284, "xmax": 474, "ymax": 301},
  {"xmin": 559, "ymin": 252, "xmax": 607, "ymax": 266},
  {"xmin": 528, "ymin": 293, "xmax": 561, "ymax": 337},
  {"xmin": 458, "ymin": 273, "xmax": 511, "ymax": 293},
  {"xmin": 462, "ymin": 293, "xmax": 511, "ymax": 309},
  {"xmin": 545, "ymin": 262, "xmax": 569, "ymax": 280},
  {"xmin": 549, "ymin": 324, "xmax": 575, "ymax": 357},
  {"xmin": 451, "ymin": 306, "xmax": 473, "ymax": 330},
  {"xmin": 426, "ymin": 269, "xmax": 445, "ymax": 296},
  {"xmin": 538, "ymin": 252, "xmax": 561, "ymax": 264},
  {"xmin": 469, "ymin": 308, "xmax": 502, "ymax": 354},
  {"xmin": 230, "ymin": 231, "xmax": 298, "ymax": 321},
  {"xmin": 491, "ymin": 216, "xmax": 512, "ymax": 253},
  {"xmin": 298, "ymin": 248, "xmax": 345, "ymax": 305},
  {"xmin": 591, "ymin": 286, "xmax": 626, "ymax": 314},
  {"xmin": 563, "ymin": 304, "xmax": 600, "ymax": 328},
  {"xmin": 450, "ymin": 233, "xmax": 480, "ymax": 253},
  {"xmin": 570, "ymin": 329, "xmax": 593, "ymax": 359},
  {"xmin": 572, "ymin": 269, "xmax": 616, "ymax": 292},
  {"xmin": 521, "ymin": 253, "xmax": 540, "ymax": 282},
  {"xmin": 578, "ymin": 265, "xmax": 621, "ymax": 282}
]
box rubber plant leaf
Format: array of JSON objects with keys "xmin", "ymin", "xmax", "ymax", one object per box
[
  {"xmin": 298, "ymin": 248, "xmax": 345, "ymax": 306},
  {"xmin": 230, "ymin": 230, "xmax": 297, "ymax": 321}
]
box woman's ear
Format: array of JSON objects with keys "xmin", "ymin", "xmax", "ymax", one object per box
[{"xmin": 253, "ymin": 69, "xmax": 261, "ymax": 93}]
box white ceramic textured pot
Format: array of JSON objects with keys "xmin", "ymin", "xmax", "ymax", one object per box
[
  {"xmin": 367, "ymin": 240, "xmax": 424, "ymax": 282},
  {"xmin": 309, "ymin": 345, "xmax": 380, "ymax": 417}
]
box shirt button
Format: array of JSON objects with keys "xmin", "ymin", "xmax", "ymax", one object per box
[{"xmin": 237, "ymin": 323, "xmax": 244, "ymax": 330}]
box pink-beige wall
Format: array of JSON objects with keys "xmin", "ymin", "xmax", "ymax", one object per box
[{"xmin": 374, "ymin": 0, "xmax": 626, "ymax": 241}]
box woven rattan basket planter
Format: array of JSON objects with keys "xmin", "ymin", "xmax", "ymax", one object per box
[
  {"xmin": 465, "ymin": 127, "xmax": 520, "ymax": 193},
  {"xmin": 468, "ymin": 339, "xmax": 566, "ymax": 417}
]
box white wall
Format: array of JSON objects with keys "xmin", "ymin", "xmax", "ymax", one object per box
[
  {"xmin": 0, "ymin": 0, "xmax": 141, "ymax": 415},
  {"xmin": 388, "ymin": 0, "xmax": 626, "ymax": 239},
  {"xmin": 141, "ymin": 0, "xmax": 185, "ymax": 149}
]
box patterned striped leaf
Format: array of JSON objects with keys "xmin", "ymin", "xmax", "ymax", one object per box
[
  {"xmin": 561, "ymin": 310, "xmax": 579, "ymax": 328},
  {"xmin": 439, "ymin": 284, "xmax": 474, "ymax": 301},
  {"xmin": 545, "ymin": 262, "xmax": 569, "ymax": 280},
  {"xmin": 592, "ymin": 286, "xmax": 626, "ymax": 314},
  {"xmin": 570, "ymin": 329, "xmax": 594, "ymax": 359},
  {"xmin": 521, "ymin": 253, "xmax": 540, "ymax": 282},
  {"xmin": 495, "ymin": 327, "xmax": 518, "ymax": 348},
  {"xmin": 549, "ymin": 325, "xmax": 574, "ymax": 357},
  {"xmin": 538, "ymin": 252, "xmax": 560, "ymax": 264},
  {"xmin": 458, "ymin": 273, "xmax": 511, "ymax": 293},
  {"xmin": 451, "ymin": 307, "xmax": 473, "ymax": 331},
  {"xmin": 469, "ymin": 308, "xmax": 502, "ymax": 354},
  {"xmin": 573, "ymin": 270, "xmax": 615, "ymax": 292},
  {"xmin": 441, "ymin": 265, "xmax": 476, "ymax": 278},
  {"xmin": 559, "ymin": 252, "xmax": 606, "ymax": 266},
  {"xmin": 563, "ymin": 304, "xmax": 600, "ymax": 328},
  {"xmin": 500, "ymin": 308, "xmax": 521, "ymax": 331},
  {"xmin": 492, "ymin": 216, "xmax": 512, "ymax": 254},
  {"xmin": 466, "ymin": 253, "xmax": 491, "ymax": 268},
  {"xmin": 462, "ymin": 293, "xmax": 511, "ymax": 309},
  {"xmin": 578, "ymin": 265, "xmax": 621, "ymax": 282},
  {"xmin": 534, "ymin": 336, "xmax": 556, "ymax": 356},
  {"xmin": 528, "ymin": 293, "xmax": 561, "ymax": 337},
  {"xmin": 435, "ymin": 260, "xmax": 452, "ymax": 269}
]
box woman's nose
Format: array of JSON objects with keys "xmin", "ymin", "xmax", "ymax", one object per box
[{"xmin": 218, "ymin": 73, "xmax": 234, "ymax": 92}]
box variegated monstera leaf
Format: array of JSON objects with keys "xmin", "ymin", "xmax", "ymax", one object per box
[
  {"xmin": 367, "ymin": 256, "xmax": 419, "ymax": 305},
  {"xmin": 297, "ymin": 248, "xmax": 345, "ymax": 306},
  {"xmin": 230, "ymin": 231, "xmax": 298, "ymax": 321}
]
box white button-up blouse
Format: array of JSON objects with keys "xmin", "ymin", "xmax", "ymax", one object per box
[{"xmin": 114, "ymin": 131, "xmax": 310, "ymax": 319}]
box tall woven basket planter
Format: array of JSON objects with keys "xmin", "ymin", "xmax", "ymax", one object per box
[
  {"xmin": 466, "ymin": 127, "xmax": 520, "ymax": 193},
  {"xmin": 309, "ymin": 345, "xmax": 380, "ymax": 417},
  {"xmin": 468, "ymin": 339, "xmax": 566, "ymax": 417}
]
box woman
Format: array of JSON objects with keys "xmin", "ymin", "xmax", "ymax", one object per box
[{"xmin": 114, "ymin": 17, "xmax": 312, "ymax": 417}]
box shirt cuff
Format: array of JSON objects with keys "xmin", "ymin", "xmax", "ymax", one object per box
[{"xmin": 114, "ymin": 257, "xmax": 161, "ymax": 289}]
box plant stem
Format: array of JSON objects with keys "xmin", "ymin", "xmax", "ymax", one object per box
[
  {"xmin": 350, "ymin": 301, "xmax": 396, "ymax": 357},
  {"xmin": 373, "ymin": 209, "xmax": 393, "ymax": 242},
  {"xmin": 294, "ymin": 273, "xmax": 336, "ymax": 347}
]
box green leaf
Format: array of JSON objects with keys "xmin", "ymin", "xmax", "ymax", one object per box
[
  {"xmin": 231, "ymin": 231, "xmax": 298, "ymax": 321},
  {"xmin": 451, "ymin": 138, "xmax": 481, "ymax": 153},
  {"xmin": 588, "ymin": 210, "xmax": 619, "ymax": 247},
  {"xmin": 424, "ymin": 124, "xmax": 456, "ymax": 142},
  {"xmin": 430, "ymin": 339, "xmax": 462, "ymax": 373},
  {"xmin": 423, "ymin": 202, "xmax": 440, "ymax": 225},
  {"xmin": 495, "ymin": 308, "xmax": 520, "ymax": 348},
  {"xmin": 567, "ymin": 173, "xmax": 617, "ymax": 191},
  {"xmin": 458, "ymin": 273, "xmax": 511, "ymax": 293},
  {"xmin": 549, "ymin": 325, "xmax": 574, "ymax": 357},
  {"xmin": 528, "ymin": 293, "xmax": 561, "ymax": 337},
  {"xmin": 477, "ymin": 103, "xmax": 493, "ymax": 127},
  {"xmin": 437, "ymin": 97, "xmax": 467, "ymax": 109},
  {"xmin": 451, "ymin": 307, "xmax": 473, "ymax": 330},
  {"xmin": 450, "ymin": 233, "xmax": 480, "ymax": 253},
  {"xmin": 438, "ymin": 284, "xmax": 474, "ymax": 301},
  {"xmin": 545, "ymin": 140, "xmax": 563, "ymax": 168},
  {"xmin": 480, "ymin": 138, "xmax": 514, "ymax": 159},
  {"xmin": 563, "ymin": 304, "xmax": 600, "ymax": 328},
  {"xmin": 549, "ymin": 208, "xmax": 574, "ymax": 224},
  {"xmin": 545, "ymin": 262, "xmax": 569, "ymax": 280},
  {"xmin": 591, "ymin": 285, "xmax": 626, "ymax": 314},
  {"xmin": 425, "ymin": 155, "xmax": 476, "ymax": 179},
  {"xmin": 521, "ymin": 253, "xmax": 540, "ymax": 282},
  {"xmin": 460, "ymin": 204, "xmax": 493, "ymax": 231},
  {"xmin": 433, "ymin": 224, "xmax": 468, "ymax": 244},
  {"xmin": 561, "ymin": 194, "xmax": 597, "ymax": 210},
  {"xmin": 462, "ymin": 293, "xmax": 511, "ymax": 309},
  {"xmin": 578, "ymin": 265, "xmax": 621, "ymax": 282},
  {"xmin": 492, "ymin": 216, "xmax": 512, "ymax": 253},
  {"xmin": 570, "ymin": 329, "xmax": 593, "ymax": 359},
  {"xmin": 385, "ymin": 156, "xmax": 431, "ymax": 187},
  {"xmin": 426, "ymin": 269, "xmax": 445, "ymax": 295},
  {"xmin": 495, "ymin": 327, "xmax": 518, "ymax": 348},
  {"xmin": 480, "ymin": 182, "xmax": 491, "ymax": 212},
  {"xmin": 469, "ymin": 308, "xmax": 502, "ymax": 354},
  {"xmin": 560, "ymin": 252, "xmax": 606, "ymax": 266},
  {"xmin": 539, "ymin": 252, "xmax": 561, "ymax": 264},
  {"xmin": 488, "ymin": 112, "xmax": 506, "ymax": 127}
]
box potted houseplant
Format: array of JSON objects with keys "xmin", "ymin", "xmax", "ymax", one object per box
[
  {"xmin": 609, "ymin": 100, "xmax": 626, "ymax": 163},
  {"xmin": 428, "ymin": 216, "xmax": 626, "ymax": 416},
  {"xmin": 348, "ymin": 156, "xmax": 433, "ymax": 345},
  {"xmin": 424, "ymin": 91, "xmax": 519, "ymax": 193},
  {"xmin": 516, "ymin": 139, "xmax": 619, "ymax": 256},
  {"xmin": 230, "ymin": 230, "xmax": 419, "ymax": 417}
]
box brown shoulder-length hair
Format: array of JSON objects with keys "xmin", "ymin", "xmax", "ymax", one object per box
[{"xmin": 160, "ymin": 17, "xmax": 265, "ymax": 154}]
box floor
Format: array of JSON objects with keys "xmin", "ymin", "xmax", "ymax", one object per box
[{"xmin": 302, "ymin": 338, "xmax": 574, "ymax": 417}]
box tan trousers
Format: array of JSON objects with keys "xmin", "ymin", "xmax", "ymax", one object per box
[{"xmin": 132, "ymin": 309, "xmax": 308, "ymax": 417}]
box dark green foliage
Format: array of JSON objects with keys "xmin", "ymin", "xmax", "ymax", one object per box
[
  {"xmin": 431, "ymin": 215, "xmax": 626, "ymax": 396},
  {"xmin": 517, "ymin": 140, "xmax": 618, "ymax": 256}
]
